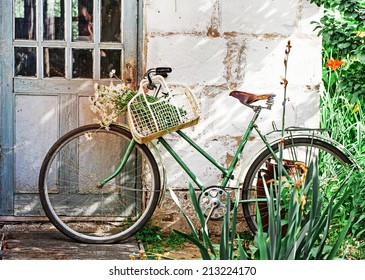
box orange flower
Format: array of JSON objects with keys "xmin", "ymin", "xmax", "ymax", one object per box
[
  {"xmin": 356, "ymin": 31, "xmax": 365, "ymax": 38},
  {"xmin": 326, "ymin": 59, "xmax": 345, "ymax": 70},
  {"xmin": 301, "ymin": 195, "xmax": 307, "ymax": 212}
]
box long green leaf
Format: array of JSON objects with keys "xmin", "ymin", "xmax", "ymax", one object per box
[
  {"xmin": 230, "ymin": 190, "xmax": 239, "ymax": 260},
  {"xmin": 188, "ymin": 184, "xmax": 216, "ymax": 256},
  {"xmin": 220, "ymin": 207, "xmax": 229, "ymax": 260},
  {"xmin": 327, "ymin": 209, "xmax": 355, "ymax": 259},
  {"xmin": 286, "ymin": 222, "xmax": 310, "ymax": 259},
  {"xmin": 255, "ymin": 202, "xmax": 268, "ymax": 260},
  {"xmin": 169, "ymin": 187, "xmax": 199, "ymax": 240},
  {"xmin": 266, "ymin": 182, "xmax": 277, "ymax": 259},
  {"xmin": 237, "ymin": 235, "xmax": 249, "ymax": 260},
  {"xmin": 315, "ymin": 199, "xmax": 334, "ymax": 259}
]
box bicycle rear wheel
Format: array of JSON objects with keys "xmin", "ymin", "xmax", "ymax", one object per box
[
  {"xmin": 39, "ymin": 124, "xmax": 160, "ymax": 243},
  {"xmin": 242, "ymin": 137, "xmax": 353, "ymax": 234}
]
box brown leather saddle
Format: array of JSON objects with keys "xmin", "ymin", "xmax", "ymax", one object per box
[{"xmin": 229, "ymin": 90, "xmax": 275, "ymax": 105}]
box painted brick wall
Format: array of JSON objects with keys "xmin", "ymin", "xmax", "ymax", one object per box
[{"xmin": 143, "ymin": 0, "xmax": 322, "ymax": 233}]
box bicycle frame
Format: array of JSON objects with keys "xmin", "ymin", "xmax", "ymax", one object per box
[
  {"xmin": 101, "ymin": 105, "xmax": 293, "ymax": 191},
  {"xmin": 157, "ymin": 109, "xmax": 261, "ymax": 190}
]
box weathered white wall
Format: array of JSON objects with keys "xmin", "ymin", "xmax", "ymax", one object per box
[{"xmin": 143, "ymin": 0, "xmax": 322, "ymax": 231}]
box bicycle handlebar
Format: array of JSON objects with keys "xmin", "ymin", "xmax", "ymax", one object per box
[
  {"xmin": 145, "ymin": 67, "xmax": 172, "ymax": 89},
  {"xmin": 156, "ymin": 67, "xmax": 172, "ymax": 77}
]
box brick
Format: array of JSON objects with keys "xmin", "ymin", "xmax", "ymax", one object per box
[{"xmin": 242, "ymin": 36, "xmax": 322, "ymax": 88}]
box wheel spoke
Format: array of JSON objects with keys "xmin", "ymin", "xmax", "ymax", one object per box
[{"xmin": 242, "ymin": 137, "xmax": 353, "ymax": 233}]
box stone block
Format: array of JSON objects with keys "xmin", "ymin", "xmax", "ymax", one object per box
[
  {"xmin": 145, "ymin": 0, "xmax": 214, "ymax": 33},
  {"xmin": 298, "ymin": 1, "xmax": 323, "ymax": 35},
  {"xmin": 242, "ymin": 36, "xmax": 322, "ymax": 88},
  {"xmin": 222, "ymin": 0, "xmax": 299, "ymax": 35},
  {"xmin": 147, "ymin": 35, "xmax": 226, "ymax": 85}
]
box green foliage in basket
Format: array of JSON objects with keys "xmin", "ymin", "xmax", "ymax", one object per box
[
  {"xmin": 130, "ymin": 94, "xmax": 187, "ymax": 134},
  {"xmin": 90, "ymin": 82, "xmax": 186, "ymax": 131}
]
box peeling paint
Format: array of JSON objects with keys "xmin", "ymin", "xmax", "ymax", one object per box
[
  {"xmin": 207, "ymin": 27, "xmax": 220, "ymax": 38},
  {"xmin": 223, "ymin": 39, "xmax": 247, "ymax": 86},
  {"xmin": 225, "ymin": 152, "xmax": 234, "ymax": 166}
]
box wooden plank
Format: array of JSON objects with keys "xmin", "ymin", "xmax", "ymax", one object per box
[
  {"xmin": 0, "ymin": 216, "xmax": 50, "ymax": 222},
  {"xmin": 0, "ymin": 0, "xmax": 15, "ymax": 215},
  {"xmin": 14, "ymin": 194, "xmax": 44, "ymax": 216},
  {"xmin": 137, "ymin": 0, "xmax": 144, "ymax": 82},
  {"xmin": 123, "ymin": 0, "xmax": 138, "ymax": 87},
  {"xmin": 0, "ymin": 233, "xmax": 4, "ymax": 259},
  {"xmin": 1, "ymin": 231, "xmax": 139, "ymax": 260},
  {"xmin": 14, "ymin": 192, "xmax": 140, "ymax": 217},
  {"xmin": 14, "ymin": 79, "xmax": 97, "ymax": 94},
  {"xmin": 60, "ymin": 93, "xmax": 78, "ymax": 135},
  {"xmin": 14, "ymin": 95, "xmax": 59, "ymax": 194}
]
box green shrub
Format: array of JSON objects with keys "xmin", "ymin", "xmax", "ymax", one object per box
[{"xmin": 308, "ymin": 0, "xmax": 365, "ymax": 242}]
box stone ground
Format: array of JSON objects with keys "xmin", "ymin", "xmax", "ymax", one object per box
[
  {"xmin": 0, "ymin": 222, "xmax": 201, "ymax": 260},
  {"xmin": 0, "ymin": 222, "xmax": 142, "ymax": 260}
]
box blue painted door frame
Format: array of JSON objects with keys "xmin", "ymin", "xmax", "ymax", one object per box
[
  {"xmin": 0, "ymin": 0, "xmax": 142, "ymax": 216},
  {"xmin": 0, "ymin": 1, "xmax": 15, "ymax": 215}
]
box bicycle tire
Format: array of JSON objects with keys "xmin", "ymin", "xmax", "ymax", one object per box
[
  {"xmin": 242, "ymin": 137, "xmax": 353, "ymax": 234},
  {"xmin": 39, "ymin": 124, "xmax": 160, "ymax": 243}
]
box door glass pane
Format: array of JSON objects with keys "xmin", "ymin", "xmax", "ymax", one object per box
[
  {"xmin": 101, "ymin": 0, "xmax": 122, "ymax": 42},
  {"xmin": 100, "ymin": 49, "xmax": 121, "ymax": 78},
  {"xmin": 14, "ymin": 0, "xmax": 37, "ymax": 40},
  {"xmin": 44, "ymin": 48, "xmax": 65, "ymax": 78},
  {"xmin": 72, "ymin": 0, "xmax": 94, "ymax": 42},
  {"xmin": 72, "ymin": 49, "xmax": 93, "ymax": 78},
  {"xmin": 14, "ymin": 47, "xmax": 37, "ymax": 77},
  {"xmin": 43, "ymin": 0, "xmax": 65, "ymax": 40}
]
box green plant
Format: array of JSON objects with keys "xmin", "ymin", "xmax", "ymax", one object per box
[
  {"xmin": 171, "ymin": 158, "xmax": 354, "ymax": 260},
  {"xmin": 170, "ymin": 186, "xmax": 248, "ymax": 260},
  {"xmin": 310, "ymin": 0, "xmax": 365, "ymax": 102},
  {"xmin": 135, "ymin": 223, "xmax": 163, "ymax": 252},
  {"xmin": 135, "ymin": 222, "xmax": 187, "ymax": 254},
  {"xmin": 320, "ymin": 50, "xmax": 365, "ymax": 240},
  {"xmin": 253, "ymin": 159, "xmax": 354, "ymax": 260},
  {"xmin": 307, "ymin": 0, "xmax": 365, "ymax": 244}
]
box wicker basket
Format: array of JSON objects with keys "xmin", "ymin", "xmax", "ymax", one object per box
[{"xmin": 127, "ymin": 75, "xmax": 200, "ymax": 144}]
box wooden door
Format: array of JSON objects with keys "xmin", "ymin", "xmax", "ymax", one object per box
[{"xmin": 0, "ymin": 0, "xmax": 139, "ymax": 216}]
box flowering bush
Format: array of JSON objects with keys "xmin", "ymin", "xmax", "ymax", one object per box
[
  {"xmin": 89, "ymin": 82, "xmax": 138, "ymax": 129},
  {"xmin": 325, "ymin": 58, "xmax": 345, "ymax": 71},
  {"xmin": 89, "ymin": 74, "xmax": 187, "ymax": 136},
  {"xmin": 308, "ymin": 0, "xmax": 365, "ymax": 256}
]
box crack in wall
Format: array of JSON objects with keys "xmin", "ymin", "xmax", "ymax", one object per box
[{"xmin": 207, "ymin": 0, "xmax": 221, "ymax": 38}]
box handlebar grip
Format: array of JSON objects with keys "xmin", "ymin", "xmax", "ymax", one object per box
[{"xmin": 156, "ymin": 67, "xmax": 172, "ymax": 76}]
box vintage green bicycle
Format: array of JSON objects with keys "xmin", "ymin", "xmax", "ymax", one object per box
[{"xmin": 38, "ymin": 67, "xmax": 359, "ymax": 243}]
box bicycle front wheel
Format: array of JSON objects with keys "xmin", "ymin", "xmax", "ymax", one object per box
[
  {"xmin": 242, "ymin": 137, "xmax": 353, "ymax": 234},
  {"xmin": 39, "ymin": 124, "xmax": 160, "ymax": 243}
]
